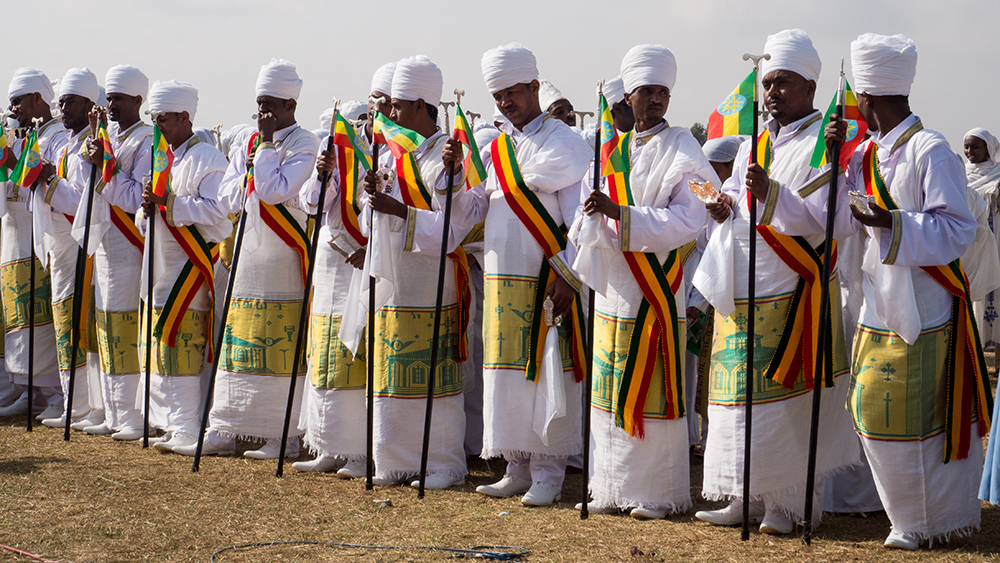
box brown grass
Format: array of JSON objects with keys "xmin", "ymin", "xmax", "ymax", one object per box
[{"xmin": 2, "ymin": 418, "xmax": 1000, "ymax": 563}]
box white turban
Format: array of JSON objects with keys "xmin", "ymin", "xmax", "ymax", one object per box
[
  {"xmin": 621, "ymin": 45, "xmax": 677, "ymax": 94},
  {"xmin": 341, "ymin": 100, "xmax": 366, "ymax": 122},
  {"xmin": 148, "ymin": 80, "xmax": 198, "ymax": 122},
  {"xmin": 59, "ymin": 68, "xmax": 100, "ymax": 103},
  {"xmin": 8, "ymin": 67, "xmax": 55, "ymax": 103},
  {"xmin": 255, "ymin": 58, "xmax": 302, "ymax": 100},
  {"xmin": 481, "ymin": 42, "xmax": 538, "ymax": 94},
  {"xmin": 760, "ymin": 29, "xmax": 821, "ymax": 83},
  {"xmin": 539, "ymin": 80, "xmax": 566, "ymax": 110},
  {"xmin": 370, "ymin": 62, "xmax": 396, "ymax": 96},
  {"xmin": 703, "ymin": 135, "xmax": 746, "ymax": 163},
  {"xmin": 850, "ymin": 33, "xmax": 917, "ymax": 96},
  {"xmin": 966, "ymin": 128, "xmax": 1000, "ymax": 162},
  {"xmin": 602, "ymin": 75, "xmax": 626, "ymax": 105},
  {"xmin": 473, "ymin": 122, "xmax": 501, "ymax": 152},
  {"xmin": 392, "ymin": 55, "xmax": 443, "ymax": 107},
  {"xmin": 105, "ymin": 65, "xmax": 148, "ymax": 99}
]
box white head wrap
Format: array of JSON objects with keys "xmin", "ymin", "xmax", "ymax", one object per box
[
  {"xmin": 602, "ymin": 75, "xmax": 626, "ymax": 105},
  {"xmin": 58, "ymin": 68, "xmax": 100, "ymax": 103},
  {"xmin": 221, "ymin": 124, "xmax": 255, "ymax": 159},
  {"xmin": 193, "ymin": 127, "xmax": 219, "ymax": 149},
  {"xmin": 255, "ymin": 58, "xmax": 303, "ymax": 100},
  {"xmin": 148, "ymin": 80, "xmax": 199, "ymax": 122},
  {"xmin": 370, "ymin": 62, "xmax": 397, "ymax": 96},
  {"xmin": 105, "ymin": 65, "xmax": 148, "ymax": 99},
  {"xmin": 760, "ymin": 29, "xmax": 821, "ymax": 83},
  {"xmin": 473, "ymin": 122, "xmax": 501, "ymax": 152},
  {"xmin": 319, "ymin": 107, "xmax": 336, "ymax": 133},
  {"xmin": 703, "ymin": 135, "xmax": 746, "ymax": 163},
  {"xmin": 341, "ymin": 100, "xmax": 366, "ymax": 122},
  {"xmin": 481, "ymin": 42, "xmax": 538, "ymax": 94},
  {"xmin": 850, "ymin": 33, "xmax": 917, "ymax": 96},
  {"xmin": 620, "ymin": 45, "xmax": 677, "ymax": 94},
  {"xmin": 8, "ymin": 67, "xmax": 55, "ymax": 103},
  {"xmin": 966, "ymin": 128, "xmax": 1000, "ymax": 162},
  {"xmin": 392, "ymin": 55, "xmax": 443, "ymax": 107},
  {"xmin": 539, "ymin": 80, "xmax": 566, "ymax": 110},
  {"xmin": 965, "ymin": 128, "xmax": 1000, "ymax": 197}
]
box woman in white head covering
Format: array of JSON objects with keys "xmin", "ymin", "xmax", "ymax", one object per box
[{"xmin": 966, "ymin": 128, "xmax": 1000, "ymax": 350}]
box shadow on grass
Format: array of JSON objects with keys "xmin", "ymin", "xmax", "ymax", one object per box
[{"xmin": 0, "ymin": 456, "xmax": 71, "ymax": 475}]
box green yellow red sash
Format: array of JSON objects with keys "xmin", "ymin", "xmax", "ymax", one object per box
[
  {"xmin": 751, "ymin": 129, "xmax": 837, "ymax": 390},
  {"xmin": 336, "ymin": 144, "xmax": 367, "ymax": 246},
  {"xmin": 110, "ymin": 205, "xmax": 145, "ymax": 252},
  {"xmin": 862, "ymin": 139, "xmax": 992, "ymax": 462},
  {"xmin": 604, "ymin": 131, "xmax": 684, "ymax": 437},
  {"xmin": 490, "ymin": 133, "xmax": 586, "ymax": 383},
  {"xmin": 246, "ymin": 133, "xmax": 311, "ymax": 284},
  {"xmin": 395, "ymin": 151, "xmax": 471, "ymax": 362}
]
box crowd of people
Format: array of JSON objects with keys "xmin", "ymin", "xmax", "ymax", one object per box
[{"xmin": 2, "ymin": 28, "xmax": 1000, "ymax": 552}]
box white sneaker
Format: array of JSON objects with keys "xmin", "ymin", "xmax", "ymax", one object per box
[
  {"xmin": 34, "ymin": 404, "xmax": 63, "ymax": 421},
  {"xmin": 154, "ymin": 432, "xmax": 196, "ymax": 452},
  {"xmin": 759, "ymin": 509, "xmax": 795, "ymax": 535},
  {"xmin": 172, "ymin": 439, "xmax": 235, "ymax": 457},
  {"xmin": 631, "ymin": 505, "xmax": 668, "ymax": 520},
  {"xmin": 695, "ymin": 499, "xmax": 765, "ymax": 526},
  {"xmin": 476, "ymin": 474, "xmax": 532, "ymax": 498},
  {"xmin": 83, "ymin": 423, "xmax": 115, "ymax": 435},
  {"xmin": 371, "ymin": 474, "xmax": 408, "ymax": 486},
  {"xmin": 292, "ymin": 455, "xmax": 343, "ymax": 473},
  {"xmin": 520, "ymin": 482, "xmax": 562, "ymax": 506},
  {"xmin": 0, "ymin": 396, "xmax": 29, "ymax": 416},
  {"xmin": 41, "ymin": 416, "xmax": 67, "ymax": 428},
  {"xmin": 111, "ymin": 427, "xmax": 147, "ymax": 441},
  {"xmin": 884, "ymin": 529, "xmax": 919, "ymax": 550},
  {"xmin": 244, "ymin": 438, "xmax": 299, "ymax": 460},
  {"xmin": 409, "ymin": 474, "xmax": 465, "ymax": 490},
  {"xmin": 335, "ymin": 459, "xmax": 367, "ymax": 479},
  {"xmin": 147, "ymin": 431, "xmax": 171, "ymax": 445},
  {"xmin": 574, "ymin": 502, "xmax": 617, "ymax": 514}
]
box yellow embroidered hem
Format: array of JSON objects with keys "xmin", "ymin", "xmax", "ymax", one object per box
[
  {"xmin": 483, "ymin": 273, "xmax": 574, "ymax": 372},
  {"xmin": 374, "ymin": 303, "xmax": 462, "ymax": 398},
  {"xmin": 219, "ymin": 298, "xmax": 306, "ymax": 376},
  {"xmin": 309, "ymin": 314, "xmax": 366, "ymax": 390},
  {"xmin": 95, "ymin": 309, "xmax": 141, "ymax": 375},
  {"xmin": 1, "ymin": 257, "xmax": 54, "ymax": 329},
  {"xmin": 138, "ymin": 307, "xmax": 209, "ymax": 376}
]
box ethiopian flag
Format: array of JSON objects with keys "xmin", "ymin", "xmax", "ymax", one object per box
[
  {"xmin": 151, "ymin": 124, "xmax": 174, "ymax": 205},
  {"xmin": 707, "ymin": 71, "xmax": 756, "ymax": 140},
  {"xmin": 12, "ymin": 129, "xmax": 42, "ymax": 187},
  {"xmin": 0, "ymin": 131, "xmax": 9, "ymax": 182},
  {"xmin": 453, "ymin": 104, "xmax": 486, "ymax": 189},
  {"xmin": 96, "ymin": 119, "xmax": 117, "ymax": 182},
  {"xmin": 333, "ymin": 112, "xmax": 372, "ymax": 171},
  {"xmin": 810, "ymin": 80, "xmax": 868, "ymax": 170},
  {"xmin": 372, "ymin": 111, "xmax": 425, "ymax": 158},
  {"xmin": 599, "ymin": 93, "xmax": 624, "ymax": 176}
]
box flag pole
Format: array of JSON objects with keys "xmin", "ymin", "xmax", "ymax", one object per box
[
  {"xmin": 740, "ymin": 52, "xmax": 769, "ymax": 542},
  {"xmin": 26, "ymin": 118, "xmax": 43, "ymax": 432},
  {"xmin": 366, "ymin": 95, "xmax": 386, "ymax": 491},
  {"xmin": 801, "ymin": 58, "xmax": 846, "ymax": 544},
  {"xmin": 63, "ymin": 110, "xmax": 101, "ymax": 441},
  {"xmin": 142, "ymin": 132, "xmax": 157, "ymax": 448},
  {"xmin": 275, "ymin": 101, "xmax": 341, "ymax": 477}
]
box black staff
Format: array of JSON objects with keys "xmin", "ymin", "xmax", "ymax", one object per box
[
  {"xmin": 63, "ymin": 112, "xmax": 101, "ymax": 441},
  {"xmin": 275, "ymin": 104, "xmax": 341, "ymax": 477},
  {"xmin": 801, "ymin": 59, "xmax": 846, "ymax": 544},
  {"xmin": 26, "ymin": 118, "xmax": 42, "ymax": 432},
  {"xmin": 740, "ymin": 52, "xmax": 769, "ymax": 542},
  {"xmin": 142, "ymin": 133, "xmax": 157, "ymax": 448},
  {"xmin": 365, "ymin": 96, "xmax": 385, "ymax": 491}
]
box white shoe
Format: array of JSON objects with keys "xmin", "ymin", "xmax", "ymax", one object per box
[
  {"xmin": 292, "ymin": 455, "xmax": 343, "ymax": 473},
  {"xmin": 759, "ymin": 509, "xmax": 795, "ymax": 535},
  {"xmin": 83, "ymin": 423, "xmax": 114, "ymax": 435},
  {"xmin": 631, "ymin": 505, "xmax": 668, "ymax": 520},
  {"xmin": 41, "ymin": 416, "xmax": 67, "ymax": 428},
  {"xmin": 147, "ymin": 431, "xmax": 171, "ymax": 445},
  {"xmin": 476, "ymin": 474, "xmax": 533, "ymax": 498},
  {"xmin": 72, "ymin": 416, "xmax": 104, "ymax": 431},
  {"xmin": 172, "ymin": 439, "xmax": 235, "ymax": 457},
  {"xmin": 336, "ymin": 459, "xmax": 367, "ymax": 479},
  {"xmin": 695, "ymin": 499, "xmax": 765, "ymax": 526},
  {"xmin": 244, "ymin": 438, "xmax": 299, "ymax": 460},
  {"xmin": 574, "ymin": 502, "xmax": 617, "ymax": 514},
  {"xmin": 884, "ymin": 530, "xmax": 919, "ymax": 550},
  {"xmin": 34, "ymin": 404, "xmax": 63, "ymax": 421},
  {"xmin": 154, "ymin": 432, "xmax": 196, "ymax": 452},
  {"xmin": 521, "ymin": 482, "xmax": 562, "ymax": 506},
  {"xmin": 371, "ymin": 474, "xmax": 408, "ymax": 486},
  {"xmin": 111, "ymin": 427, "xmax": 147, "ymax": 441},
  {"xmin": 0, "ymin": 396, "xmax": 29, "ymax": 416},
  {"xmin": 410, "ymin": 474, "xmax": 465, "ymax": 490}
]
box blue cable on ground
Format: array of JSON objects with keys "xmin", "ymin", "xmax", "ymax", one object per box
[{"xmin": 210, "ymin": 541, "xmax": 530, "ymax": 561}]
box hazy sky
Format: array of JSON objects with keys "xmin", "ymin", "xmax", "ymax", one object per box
[{"xmin": 9, "ymin": 0, "xmax": 998, "ymax": 155}]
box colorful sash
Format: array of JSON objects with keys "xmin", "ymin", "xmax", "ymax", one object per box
[
  {"xmin": 109, "ymin": 205, "xmax": 145, "ymax": 252},
  {"xmin": 245, "ymin": 133, "xmax": 311, "ymax": 284},
  {"xmin": 605, "ymin": 131, "xmax": 684, "ymax": 437},
  {"xmin": 395, "ymin": 151, "xmax": 471, "ymax": 362},
  {"xmin": 749, "ymin": 129, "xmax": 837, "ymax": 390},
  {"xmin": 862, "ymin": 140, "xmax": 992, "ymax": 462},
  {"xmin": 490, "ymin": 133, "xmax": 587, "ymax": 383},
  {"xmin": 337, "ymin": 144, "xmax": 367, "ymax": 246},
  {"xmin": 57, "ymin": 149, "xmax": 94, "ymax": 350}
]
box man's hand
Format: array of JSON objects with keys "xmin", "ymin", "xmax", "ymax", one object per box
[
  {"xmin": 368, "ymin": 190, "xmax": 407, "ymax": 219},
  {"xmin": 39, "ymin": 161, "xmax": 56, "ymax": 184},
  {"xmin": 583, "ymin": 190, "xmax": 620, "ymax": 221},
  {"xmin": 257, "ymin": 111, "xmax": 276, "ymax": 142},
  {"xmin": 442, "ymin": 138, "xmax": 463, "ymax": 169},
  {"xmin": 745, "ymin": 163, "xmax": 770, "ymax": 202},
  {"xmin": 348, "ymin": 248, "xmax": 366, "ymax": 270},
  {"xmin": 707, "ymin": 192, "xmax": 734, "ymax": 223},
  {"xmin": 141, "ymin": 178, "xmax": 167, "ymax": 215},
  {"xmin": 362, "ymin": 169, "xmax": 377, "ymax": 195},
  {"xmin": 88, "ymin": 138, "xmax": 104, "ymax": 165},
  {"xmin": 851, "ymin": 199, "xmax": 893, "ymax": 229},
  {"xmin": 546, "ymin": 276, "xmax": 575, "ymax": 321},
  {"xmin": 315, "ymin": 149, "xmax": 336, "ymax": 177},
  {"xmin": 824, "ymin": 115, "xmax": 847, "ymax": 160}
]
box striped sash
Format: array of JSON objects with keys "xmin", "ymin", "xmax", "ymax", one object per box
[
  {"xmin": 862, "ymin": 137, "xmax": 992, "ymax": 461},
  {"xmin": 110, "ymin": 205, "xmax": 144, "ymax": 252},
  {"xmin": 336, "ymin": 144, "xmax": 367, "ymax": 245},
  {"xmin": 490, "ymin": 133, "xmax": 586, "ymax": 383}
]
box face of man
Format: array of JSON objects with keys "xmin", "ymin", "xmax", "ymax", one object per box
[
  {"xmin": 710, "ymin": 160, "xmax": 735, "ymax": 185},
  {"xmin": 59, "ymin": 94, "xmax": 93, "ymax": 134},
  {"xmin": 760, "ymin": 70, "xmax": 815, "ymax": 126},
  {"xmin": 547, "ymin": 99, "xmax": 575, "ymax": 127},
  {"xmin": 965, "ymin": 136, "xmax": 990, "ymax": 164},
  {"xmin": 154, "ymin": 112, "xmax": 189, "ymax": 147},
  {"xmin": 492, "ymin": 81, "xmax": 541, "ymax": 131},
  {"xmin": 611, "ymin": 99, "xmax": 635, "ymax": 132},
  {"xmin": 107, "ymin": 92, "xmax": 142, "ymax": 124},
  {"xmin": 626, "ymin": 84, "xmax": 670, "ymax": 130},
  {"xmin": 9, "ymin": 92, "xmax": 47, "ymax": 125},
  {"xmin": 389, "ymin": 98, "xmax": 423, "ymax": 131},
  {"xmin": 256, "ymin": 95, "xmax": 295, "ymax": 129},
  {"xmin": 856, "ymin": 93, "xmax": 877, "ymax": 132},
  {"xmin": 368, "ymin": 90, "xmax": 391, "ymax": 122}
]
